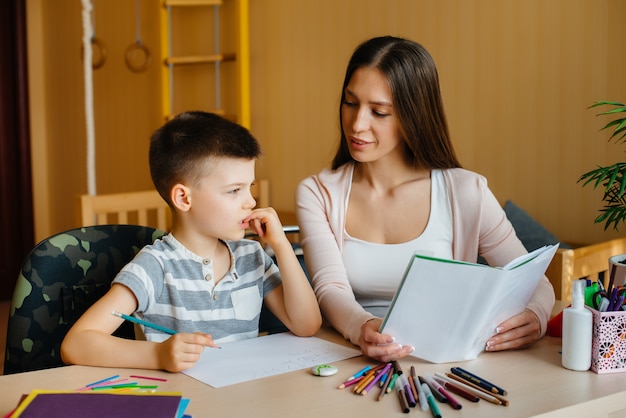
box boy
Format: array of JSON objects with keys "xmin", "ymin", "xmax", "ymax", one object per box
[{"xmin": 61, "ymin": 112, "xmax": 321, "ymax": 372}]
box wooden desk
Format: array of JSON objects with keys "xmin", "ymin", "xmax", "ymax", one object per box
[{"xmin": 1, "ymin": 326, "xmax": 626, "ymax": 418}]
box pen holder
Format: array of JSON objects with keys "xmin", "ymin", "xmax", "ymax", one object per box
[{"xmin": 590, "ymin": 308, "xmax": 626, "ymax": 374}]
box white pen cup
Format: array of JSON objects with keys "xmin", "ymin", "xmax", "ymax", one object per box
[{"xmin": 608, "ymin": 254, "xmax": 626, "ymax": 289}]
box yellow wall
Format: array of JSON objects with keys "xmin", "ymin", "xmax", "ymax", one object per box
[
  {"xmin": 28, "ymin": 0, "xmax": 626, "ymax": 246},
  {"xmin": 28, "ymin": 0, "xmax": 162, "ymax": 240}
]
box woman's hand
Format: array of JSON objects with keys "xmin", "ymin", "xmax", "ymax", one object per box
[
  {"xmin": 357, "ymin": 318, "xmax": 415, "ymax": 363},
  {"xmin": 485, "ymin": 309, "xmax": 541, "ymax": 351}
]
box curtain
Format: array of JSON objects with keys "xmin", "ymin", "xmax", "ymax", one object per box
[{"xmin": 0, "ymin": 0, "xmax": 34, "ymax": 300}]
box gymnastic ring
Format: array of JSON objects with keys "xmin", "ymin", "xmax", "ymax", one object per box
[
  {"xmin": 125, "ymin": 41, "xmax": 151, "ymax": 73},
  {"xmin": 81, "ymin": 37, "xmax": 107, "ymax": 70}
]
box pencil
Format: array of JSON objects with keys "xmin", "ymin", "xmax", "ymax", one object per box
[
  {"xmin": 377, "ymin": 367, "xmax": 393, "ymax": 401},
  {"xmin": 345, "ymin": 365, "xmax": 371, "ymax": 381},
  {"xmin": 354, "ymin": 370, "xmax": 377, "ymax": 394},
  {"xmin": 85, "ymin": 374, "xmax": 120, "ymax": 387},
  {"xmin": 353, "ymin": 363, "xmax": 386, "ymax": 392},
  {"xmin": 451, "ymin": 366, "xmax": 507, "ymax": 396},
  {"xmin": 443, "ymin": 372, "xmax": 507, "ymax": 406},
  {"xmin": 362, "ymin": 363, "xmax": 392, "ymax": 396},
  {"xmin": 338, "ymin": 375, "xmax": 364, "ymax": 389},
  {"xmin": 435, "ymin": 377, "xmax": 480, "ymax": 402},
  {"xmin": 111, "ymin": 311, "xmax": 176, "ymax": 335},
  {"xmin": 130, "ymin": 375, "xmax": 168, "ymax": 382}
]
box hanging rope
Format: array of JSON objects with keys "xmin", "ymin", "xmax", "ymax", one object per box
[
  {"xmin": 125, "ymin": 0, "xmax": 151, "ymax": 73},
  {"xmin": 81, "ymin": 0, "xmax": 96, "ymax": 195}
]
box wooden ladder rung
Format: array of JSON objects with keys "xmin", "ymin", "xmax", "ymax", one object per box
[
  {"xmin": 164, "ymin": 53, "xmax": 236, "ymax": 66},
  {"xmin": 163, "ymin": 0, "xmax": 223, "ymax": 7},
  {"xmin": 165, "ymin": 109, "xmax": 225, "ymax": 121}
]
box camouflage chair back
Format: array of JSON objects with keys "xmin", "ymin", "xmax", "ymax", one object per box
[{"xmin": 4, "ymin": 225, "xmax": 166, "ymax": 374}]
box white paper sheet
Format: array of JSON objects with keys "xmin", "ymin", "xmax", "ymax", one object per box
[
  {"xmin": 182, "ymin": 333, "xmax": 361, "ymax": 387},
  {"xmin": 380, "ymin": 244, "xmax": 559, "ymax": 363}
]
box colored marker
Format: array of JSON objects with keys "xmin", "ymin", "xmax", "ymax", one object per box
[
  {"xmin": 392, "ymin": 360, "xmax": 404, "ymax": 375},
  {"xmin": 425, "ymin": 374, "xmax": 462, "ymax": 410},
  {"xmin": 415, "ymin": 375, "xmax": 428, "ymax": 411},
  {"xmin": 607, "ymin": 287, "xmax": 620, "ymax": 311},
  {"xmin": 422, "ymin": 383, "xmax": 442, "ymax": 418},
  {"xmin": 408, "ymin": 366, "xmax": 419, "ymax": 402},
  {"xmin": 420, "ymin": 375, "xmax": 447, "ymax": 403},
  {"xmin": 386, "ymin": 373, "xmax": 400, "ymax": 393},
  {"xmin": 396, "ymin": 383, "xmax": 410, "ymax": 413},
  {"xmin": 401, "ymin": 375, "xmax": 417, "ymax": 407}
]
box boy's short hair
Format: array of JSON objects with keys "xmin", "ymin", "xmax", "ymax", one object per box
[{"xmin": 149, "ymin": 111, "xmax": 261, "ymax": 205}]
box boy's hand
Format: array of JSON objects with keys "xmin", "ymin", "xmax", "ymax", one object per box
[
  {"xmin": 157, "ymin": 333, "xmax": 218, "ymax": 372},
  {"xmin": 245, "ymin": 208, "xmax": 286, "ymax": 248}
]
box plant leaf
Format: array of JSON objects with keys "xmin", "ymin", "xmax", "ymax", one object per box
[{"xmin": 589, "ymin": 101, "xmax": 624, "ymax": 108}]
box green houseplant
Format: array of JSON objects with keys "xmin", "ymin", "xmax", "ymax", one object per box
[{"xmin": 579, "ymin": 101, "xmax": 626, "ymax": 231}]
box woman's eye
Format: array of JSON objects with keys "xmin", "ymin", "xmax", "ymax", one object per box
[
  {"xmin": 229, "ymin": 188, "xmax": 241, "ymax": 195},
  {"xmin": 342, "ymin": 100, "xmax": 357, "ymax": 107},
  {"xmin": 373, "ymin": 110, "xmax": 390, "ymax": 117}
]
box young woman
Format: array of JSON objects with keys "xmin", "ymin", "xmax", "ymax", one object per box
[{"xmin": 296, "ymin": 36, "xmax": 554, "ymax": 363}]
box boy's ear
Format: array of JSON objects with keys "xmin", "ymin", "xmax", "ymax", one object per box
[{"xmin": 171, "ymin": 183, "xmax": 191, "ymax": 212}]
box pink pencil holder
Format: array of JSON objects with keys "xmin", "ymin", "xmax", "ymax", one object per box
[{"xmin": 590, "ymin": 308, "xmax": 626, "ymax": 374}]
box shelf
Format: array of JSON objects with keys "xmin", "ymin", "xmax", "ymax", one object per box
[
  {"xmin": 164, "ymin": 53, "xmax": 236, "ymax": 66},
  {"xmin": 160, "ymin": 0, "xmax": 249, "ymax": 127},
  {"xmin": 163, "ymin": 0, "xmax": 223, "ymax": 7}
]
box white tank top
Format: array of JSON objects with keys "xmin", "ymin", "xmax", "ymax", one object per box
[{"xmin": 342, "ymin": 169, "xmax": 453, "ymax": 314}]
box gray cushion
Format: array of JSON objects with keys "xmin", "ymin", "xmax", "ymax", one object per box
[{"xmin": 504, "ymin": 200, "xmax": 570, "ymax": 251}]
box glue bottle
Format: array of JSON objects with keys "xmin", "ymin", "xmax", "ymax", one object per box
[{"xmin": 562, "ymin": 279, "xmax": 592, "ymax": 371}]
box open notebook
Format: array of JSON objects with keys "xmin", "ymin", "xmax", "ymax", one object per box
[{"xmin": 380, "ymin": 243, "xmax": 559, "ymax": 363}]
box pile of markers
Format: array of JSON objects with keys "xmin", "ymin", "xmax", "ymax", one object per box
[
  {"xmin": 582, "ymin": 274, "xmax": 626, "ymax": 312},
  {"xmin": 337, "ymin": 362, "xmax": 509, "ymax": 415}
]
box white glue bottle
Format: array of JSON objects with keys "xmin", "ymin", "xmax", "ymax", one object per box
[{"xmin": 562, "ymin": 279, "xmax": 592, "ymax": 371}]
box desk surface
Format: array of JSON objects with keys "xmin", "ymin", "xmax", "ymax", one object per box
[{"xmin": 2, "ymin": 326, "xmax": 626, "ymax": 418}]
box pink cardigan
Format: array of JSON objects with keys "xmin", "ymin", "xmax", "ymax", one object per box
[{"xmin": 295, "ymin": 163, "xmax": 555, "ymax": 346}]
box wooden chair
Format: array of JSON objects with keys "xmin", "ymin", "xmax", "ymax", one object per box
[
  {"xmin": 78, "ymin": 190, "xmax": 171, "ymax": 231},
  {"xmin": 545, "ymin": 237, "xmax": 626, "ymax": 302},
  {"xmin": 77, "ymin": 180, "xmax": 270, "ymax": 231}
]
